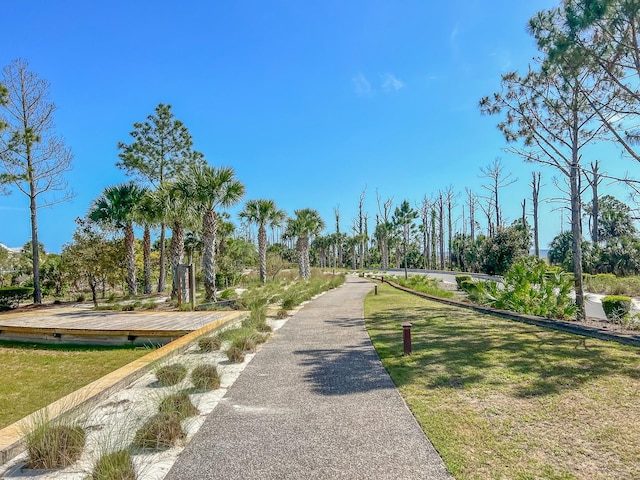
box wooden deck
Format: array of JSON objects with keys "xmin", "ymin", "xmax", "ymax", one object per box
[{"xmin": 0, "ymin": 307, "xmax": 237, "ymax": 345}]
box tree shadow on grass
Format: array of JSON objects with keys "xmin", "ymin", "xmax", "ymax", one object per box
[{"xmin": 367, "ymin": 304, "xmax": 640, "ymax": 399}]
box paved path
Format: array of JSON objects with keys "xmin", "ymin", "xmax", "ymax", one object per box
[{"xmin": 166, "ymin": 276, "xmax": 451, "ymax": 480}]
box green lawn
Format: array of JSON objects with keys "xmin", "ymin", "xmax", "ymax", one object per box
[
  {"xmin": 0, "ymin": 341, "xmax": 150, "ymax": 429},
  {"xmin": 365, "ymin": 283, "xmax": 640, "ymax": 480}
]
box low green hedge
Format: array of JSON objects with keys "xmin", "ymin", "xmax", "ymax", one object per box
[
  {"xmin": 455, "ymin": 274, "xmax": 473, "ymax": 289},
  {"xmin": 601, "ymin": 295, "xmax": 632, "ymax": 321},
  {"xmin": 0, "ymin": 286, "xmax": 34, "ymax": 310}
]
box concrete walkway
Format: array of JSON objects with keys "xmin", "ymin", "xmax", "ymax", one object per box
[{"xmin": 166, "ymin": 276, "xmax": 451, "ymax": 480}]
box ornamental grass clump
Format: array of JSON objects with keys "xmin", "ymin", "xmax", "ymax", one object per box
[
  {"xmin": 226, "ymin": 346, "xmax": 245, "ymax": 363},
  {"xmin": 198, "ymin": 335, "xmax": 222, "ymax": 352},
  {"xmin": 191, "ymin": 364, "xmax": 221, "ymax": 390},
  {"xmin": 158, "ymin": 392, "xmax": 199, "ymax": 420},
  {"xmin": 91, "ymin": 449, "xmax": 136, "ymax": 480},
  {"xmin": 155, "ymin": 363, "xmax": 188, "ymax": 386},
  {"xmin": 23, "ymin": 416, "xmax": 86, "ymax": 469},
  {"xmin": 133, "ymin": 412, "xmax": 185, "ymax": 450}
]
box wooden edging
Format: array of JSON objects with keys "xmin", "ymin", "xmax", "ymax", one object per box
[
  {"xmin": 374, "ymin": 277, "xmax": 640, "ymax": 348},
  {"xmin": 0, "ymin": 310, "xmax": 247, "ymax": 466}
]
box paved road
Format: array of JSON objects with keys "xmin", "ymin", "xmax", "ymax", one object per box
[
  {"xmin": 384, "ymin": 268, "xmax": 607, "ymax": 320},
  {"xmin": 165, "ymin": 275, "xmax": 451, "ymax": 480}
]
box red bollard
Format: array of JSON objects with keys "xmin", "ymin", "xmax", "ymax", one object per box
[{"xmin": 402, "ymin": 322, "xmax": 412, "ymax": 355}]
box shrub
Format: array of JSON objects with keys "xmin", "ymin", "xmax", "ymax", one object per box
[
  {"xmin": 455, "ymin": 275, "xmax": 473, "ymax": 289},
  {"xmin": 133, "ymin": 412, "xmax": 184, "ymax": 450},
  {"xmin": 226, "ymin": 346, "xmax": 245, "ymax": 363},
  {"xmin": 459, "ymin": 280, "xmax": 477, "ymax": 293},
  {"xmin": 601, "ymin": 295, "xmax": 632, "ymax": 322},
  {"xmin": 155, "ymin": 363, "xmax": 188, "ymax": 386},
  {"xmin": 158, "ymin": 392, "xmax": 199, "ymax": 420},
  {"xmin": 0, "ymin": 286, "xmax": 34, "ymax": 310},
  {"xmin": 198, "ymin": 335, "xmax": 221, "ymax": 352},
  {"xmin": 191, "ymin": 364, "xmax": 221, "ymax": 390},
  {"xmin": 25, "ymin": 423, "xmax": 85, "ymax": 469},
  {"xmin": 91, "ymin": 449, "xmax": 136, "ymax": 480}
]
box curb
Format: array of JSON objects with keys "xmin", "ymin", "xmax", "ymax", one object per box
[{"xmin": 0, "ymin": 310, "xmax": 247, "ymax": 466}]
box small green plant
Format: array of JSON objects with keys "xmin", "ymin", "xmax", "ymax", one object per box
[
  {"xmin": 155, "ymin": 363, "xmax": 188, "ymax": 386},
  {"xmin": 198, "ymin": 335, "xmax": 222, "ymax": 352},
  {"xmin": 23, "ymin": 417, "xmax": 86, "ymax": 469},
  {"xmin": 191, "ymin": 364, "xmax": 221, "ymax": 390},
  {"xmin": 76, "ymin": 294, "xmax": 86, "ymax": 302},
  {"xmin": 455, "ymin": 274, "xmax": 473, "ymax": 289},
  {"xmin": 226, "ymin": 346, "xmax": 245, "ymax": 363},
  {"xmin": 121, "ymin": 304, "xmax": 135, "ymax": 312},
  {"xmin": 133, "ymin": 412, "xmax": 185, "ymax": 450},
  {"xmin": 0, "ymin": 286, "xmax": 34, "ymax": 310},
  {"xmin": 158, "ymin": 392, "xmax": 199, "ymax": 420},
  {"xmin": 601, "ymin": 295, "xmax": 632, "ymax": 322},
  {"xmin": 91, "ymin": 449, "xmax": 136, "ymax": 480},
  {"xmin": 276, "ymin": 309, "xmax": 289, "ymax": 319}
]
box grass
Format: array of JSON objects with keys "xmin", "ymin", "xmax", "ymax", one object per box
[
  {"xmin": 155, "ymin": 363, "xmax": 188, "ymax": 386},
  {"xmin": 191, "ymin": 364, "xmax": 220, "ymax": 390},
  {"xmin": 0, "ymin": 341, "xmax": 149, "ymax": 430},
  {"xmin": 584, "ymin": 273, "xmax": 640, "ymax": 296},
  {"xmin": 23, "ymin": 417, "xmax": 85, "ymax": 469},
  {"xmin": 91, "ymin": 449, "xmax": 136, "ymax": 480},
  {"xmin": 365, "ymin": 283, "xmax": 640, "ymax": 479}
]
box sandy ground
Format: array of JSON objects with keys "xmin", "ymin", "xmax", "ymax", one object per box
[{"xmin": 0, "ymin": 315, "xmax": 291, "ymax": 480}]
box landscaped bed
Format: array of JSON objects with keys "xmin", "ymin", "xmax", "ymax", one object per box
[
  {"xmin": 365, "ymin": 282, "xmax": 640, "ymax": 479},
  {"xmin": 0, "ymin": 342, "xmax": 150, "ymax": 429}
]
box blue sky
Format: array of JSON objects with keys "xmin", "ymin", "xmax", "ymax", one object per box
[{"xmin": 1, "ymin": 0, "xmax": 637, "ymax": 253}]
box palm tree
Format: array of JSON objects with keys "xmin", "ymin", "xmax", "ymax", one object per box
[
  {"xmin": 286, "ymin": 209, "xmax": 325, "ymax": 280},
  {"xmin": 239, "ymin": 199, "xmax": 287, "ymax": 284},
  {"xmin": 88, "ymin": 182, "xmax": 147, "ymax": 295},
  {"xmin": 179, "ymin": 164, "xmax": 244, "ymax": 301}
]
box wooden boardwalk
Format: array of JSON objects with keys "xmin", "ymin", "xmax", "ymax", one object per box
[{"xmin": 0, "ymin": 306, "xmax": 235, "ymax": 345}]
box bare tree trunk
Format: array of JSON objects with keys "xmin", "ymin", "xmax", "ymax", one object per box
[
  {"xmin": 438, "ymin": 193, "xmax": 445, "ymax": 270},
  {"xmin": 587, "ymin": 160, "xmax": 600, "ymax": 243},
  {"xmin": 30, "ymin": 182, "xmax": 42, "ymax": 304},
  {"xmin": 531, "ymin": 172, "xmax": 541, "ymax": 258},
  {"xmin": 571, "ymin": 154, "xmax": 586, "ymax": 320}
]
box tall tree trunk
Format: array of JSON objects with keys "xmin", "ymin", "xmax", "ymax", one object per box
[
  {"xmin": 258, "ymin": 224, "xmax": 267, "ymax": 284},
  {"xmin": 439, "ymin": 197, "xmax": 445, "ymax": 270},
  {"xmin": 571, "ymin": 153, "xmax": 586, "ymax": 320},
  {"xmin": 125, "ymin": 222, "xmax": 137, "ymax": 295},
  {"xmin": 157, "ymin": 223, "xmax": 166, "ymax": 293},
  {"xmin": 203, "ymin": 210, "xmax": 217, "ymax": 301},
  {"xmin": 430, "ymin": 210, "xmax": 437, "ymax": 269},
  {"xmin": 531, "ymin": 172, "xmax": 541, "ymax": 258},
  {"xmin": 296, "ymin": 237, "xmax": 306, "ymax": 279},
  {"xmin": 143, "ymin": 225, "xmax": 152, "ymax": 294},
  {"xmin": 30, "ymin": 182, "xmax": 42, "ymax": 304},
  {"xmin": 169, "ymin": 220, "xmax": 184, "ymax": 300}
]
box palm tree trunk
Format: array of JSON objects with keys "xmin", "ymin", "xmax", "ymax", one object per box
[
  {"xmin": 296, "ymin": 237, "xmax": 305, "ymax": 279},
  {"xmin": 203, "ymin": 209, "xmax": 217, "ymax": 301},
  {"xmin": 301, "ymin": 236, "xmax": 311, "ymax": 280},
  {"xmin": 125, "ymin": 222, "xmax": 137, "ymax": 295},
  {"xmin": 143, "ymin": 225, "xmax": 151, "ymax": 294},
  {"xmin": 169, "ymin": 220, "xmax": 184, "ymax": 299},
  {"xmin": 258, "ymin": 224, "xmax": 267, "ymax": 284},
  {"xmin": 157, "ymin": 223, "xmax": 166, "ymax": 293}
]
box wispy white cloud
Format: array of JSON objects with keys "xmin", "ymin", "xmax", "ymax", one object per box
[
  {"xmin": 352, "ymin": 73, "xmax": 372, "ymax": 96},
  {"xmin": 381, "ymin": 73, "xmax": 405, "ymax": 92}
]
